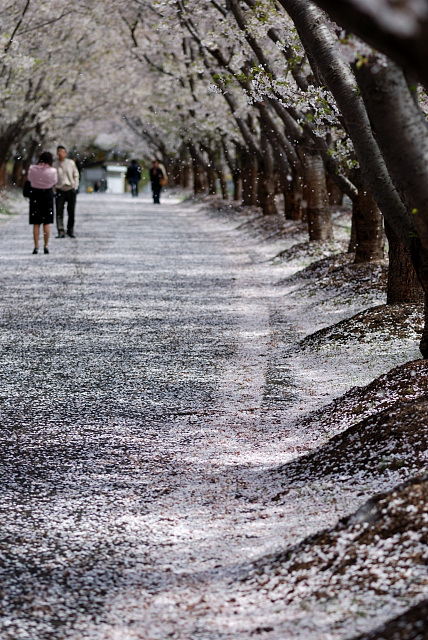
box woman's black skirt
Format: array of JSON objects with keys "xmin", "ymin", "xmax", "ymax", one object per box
[{"xmin": 29, "ymin": 187, "xmax": 54, "ymax": 225}]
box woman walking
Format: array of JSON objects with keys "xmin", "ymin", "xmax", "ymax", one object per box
[{"xmin": 26, "ymin": 151, "xmax": 58, "ymax": 254}]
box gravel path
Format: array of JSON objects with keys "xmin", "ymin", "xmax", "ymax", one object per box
[{"xmin": 0, "ymin": 194, "xmax": 403, "ymax": 639}]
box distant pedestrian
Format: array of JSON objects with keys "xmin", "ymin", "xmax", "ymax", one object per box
[
  {"xmin": 54, "ymin": 145, "xmax": 79, "ymax": 238},
  {"xmin": 149, "ymin": 159, "xmax": 165, "ymax": 204},
  {"xmin": 25, "ymin": 151, "xmax": 58, "ymax": 255},
  {"xmin": 126, "ymin": 159, "xmax": 141, "ymax": 197}
]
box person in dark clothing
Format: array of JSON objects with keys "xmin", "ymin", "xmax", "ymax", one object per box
[
  {"xmin": 126, "ymin": 159, "xmax": 141, "ymax": 197},
  {"xmin": 149, "ymin": 159, "xmax": 165, "ymax": 204}
]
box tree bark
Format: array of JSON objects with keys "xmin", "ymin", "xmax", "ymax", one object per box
[
  {"xmin": 206, "ymin": 165, "xmax": 217, "ymax": 196},
  {"xmin": 351, "ymin": 171, "xmax": 384, "ymax": 263},
  {"xmin": 241, "ymin": 151, "xmax": 258, "ymax": 206},
  {"xmin": 311, "ymin": 0, "xmax": 428, "ymax": 90},
  {"xmin": 354, "ymin": 58, "xmax": 428, "ymax": 249},
  {"xmin": 188, "ymin": 142, "xmax": 207, "ymax": 195},
  {"xmin": 258, "ymin": 171, "xmax": 277, "ymax": 215},
  {"xmin": 348, "ymin": 212, "xmax": 357, "ymax": 253},
  {"xmin": 354, "ymin": 56, "xmax": 428, "ymax": 353},
  {"xmin": 326, "ymin": 174, "xmax": 344, "ymax": 206},
  {"xmin": 11, "ymin": 156, "xmax": 24, "ymax": 187},
  {"xmin": 176, "ymin": 148, "xmax": 192, "ymax": 188},
  {"xmin": 222, "ymin": 140, "xmax": 241, "ymax": 201},
  {"xmin": 233, "ymin": 175, "xmax": 242, "ymax": 202},
  {"xmin": 182, "ymin": 163, "xmax": 192, "ymax": 189},
  {"xmin": 304, "ymin": 149, "xmax": 333, "ymax": 241},
  {"xmin": 284, "ymin": 170, "xmax": 304, "ymax": 220},
  {"xmin": 278, "ymin": 0, "xmax": 428, "ymax": 353},
  {"xmin": 385, "ymin": 221, "xmax": 424, "ymax": 304},
  {"xmin": 192, "ymin": 161, "xmax": 206, "ymax": 194},
  {"xmin": 257, "ymin": 135, "xmax": 278, "ymax": 215},
  {"xmin": 278, "ymin": 0, "xmax": 415, "ymax": 244},
  {"xmin": 0, "ymin": 162, "xmax": 8, "ymax": 188}
]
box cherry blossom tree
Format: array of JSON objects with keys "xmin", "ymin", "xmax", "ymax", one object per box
[{"xmin": 312, "ymin": 0, "xmax": 428, "ymax": 88}]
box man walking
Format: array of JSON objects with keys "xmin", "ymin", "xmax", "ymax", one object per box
[
  {"xmin": 54, "ymin": 145, "xmax": 79, "ymax": 238},
  {"xmin": 126, "ymin": 159, "xmax": 141, "ymax": 197}
]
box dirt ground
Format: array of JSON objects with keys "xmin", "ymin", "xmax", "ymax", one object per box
[{"xmin": 0, "ymin": 191, "xmax": 426, "ymax": 639}]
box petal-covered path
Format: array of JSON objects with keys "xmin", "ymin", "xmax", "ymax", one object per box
[{"xmin": 0, "ymin": 194, "xmax": 420, "ymax": 639}]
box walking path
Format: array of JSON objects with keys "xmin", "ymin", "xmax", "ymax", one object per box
[{"xmin": 0, "ymin": 194, "xmax": 415, "ymax": 639}]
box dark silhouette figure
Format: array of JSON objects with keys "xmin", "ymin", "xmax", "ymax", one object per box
[
  {"xmin": 126, "ymin": 160, "xmax": 141, "ymax": 197},
  {"xmin": 149, "ymin": 160, "xmax": 165, "ymax": 204}
]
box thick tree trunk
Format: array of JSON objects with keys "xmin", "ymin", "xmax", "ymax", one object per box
[
  {"xmin": 20, "ymin": 141, "xmax": 39, "ymax": 186},
  {"xmin": 218, "ymin": 170, "xmax": 228, "ymax": 200},
  {"xmin": 384, "ymin": 221, "xmax": 424, "ymax": 304},
  {"xmin": 257, "ymin": 135, "xmax": 277, "ymax": 215},
  {"xmin": 278, "ymin": 0, "xmax": 415, "ymax": 245},
  {"xmin": 278, "ymin": 0, "xmax": 428, "ymax": 353},
  {"xmin": 170, "ymin": 161, "xmax": 182, "ymax": 187},
  {"xmin": 284, "ymin": 173, "xmax": 303, "ymax": 221},
  {"xmin": 348, "ymin": 213, "xmax": 357, "ymax": 253},
  {"xmin": 241, "ymin": 152, "xmax": 258, "ymax": 206},
  {"xmin": 176, "ymin": 148, "xmax": 192, "ymax": 188},
  {"xmin": 222, "ymin": 140, "xmax": 241, "ymax": 201},
  {"xmin": 206, "ymin": 166, "xmax": 217, "ymax": 196},
  {"xmin": 188, "ymin": 142, "xmax": 207, "ymax": 195},
  {"xmin": 257, "ymin": 170, "xmax": 277, "ymax": 215},
  {"xmin": 354, "ymin": 57, "xmax": 428, "ymax": 355},
  {"xmin": 193, "ymin": 162, "xmax": 206, "ymax": 194},
  {"xmin": 0, "ymin": 162, "xmax": 8, "ymax": 188},
  {"xmin": 311, "ymin": 0, "xmax": 428, "ymax": 90},
  {"xmin": 354, "ymin": 59, "xmax": 428, "ymax": 247},
  {"xmin": 326, "ymin": 174, "xmax": 344, "ymax": 206},
  {"xmin": 233, "ymin": 173, "xmax": 242, "ymax": 202},
  {"xmin": 304, "ymin": 150, "xmax": 333, "ymax": 241},
  {"xmin": 11, "ymin": 157, "xmax": 24, "ymax": 187},
  {"xmin": 353, "ymin": 186, "xmax": 384, "ymax": 264},
  {"xmin": 181, "ymin": 162, "xmax": 192, "ymax": 189}
]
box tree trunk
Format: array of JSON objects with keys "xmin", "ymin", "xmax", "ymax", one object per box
[
  {"xmin": 176, "ymin": 148, "xmax": 192, "ymax": 188},
  {"xmin": 241, "ymin": 152, "xmax": 258, "ymax": 206},
  {"xmin": 284, "ymin": 174, "xmax": 303, "ymax": 220},
  {"xmin": 384, "ymin": 221, "xmax": 424, "ymax": 304},
  {"xmin": 182, "ymin": 162, "xmax": 192, "ymax": 189},
  {"xmin": 193, "ymin": 161, "xmax": 206, "ymax": 194},
  {"xmin": 11, "ymin": 157, "xmax": 24, "ymax": 187},
  {"xmin": 206, "ymin": 166, "xmax": 217, "ymax": 196},
  {"xmin": 278, "ymin": 0, "xmax": 428, "ymax": 353},
  {"xmin": 257, "ymin": 170, "xmax": 277, "ymax": 215},
  {"xmin": 21, "ymin": 141, "xmax": 39, "ymax": 186},
  {"xmin": 188, "ymin": 142, "xmax": 207, "ymax": 195},
  {"xmin": 353, "ymin": 186, "xmax": 384, "ymax": 263},
  {"xmin": 310, "ymin": 0, "xmax": 428, "ymax": 91},
  {"xmin": 170, "ymin": 161, "xmax": 181, "ymax": 187},
  {"xmin": 354, "ymin": 56, "xmax": 428, "ymax": 355},
  {"xmin": 279, "ymin": 0, "xmax": 415, "ymax": 247},
  {"xmin": 0, "ymin": 162, "xmax": 8, "ymax": 188},
  {"xmin": 348, "ymin": 212, "xmax": 357, "ymax": 253},
  {"xmin": 257, "ymin": 135, "xmax": 277, "ymax": 215},
  {"xmin": 219, "ymin": 170, "xmax": 229, "ymax": 200},
  {"xmin": 354, "ymin": 58, "xmax": 428, "ymax": 248},
  {"xmin": 304, "ymin": 150, "xmax": 333, "ymax": 241},
  {"xmin": 233, "ymin": 172, "xmax": 242, "ymax": 202},
  {"xmin": 326, "ymin": 173, "xmax": 344, "ymax": 206}
]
